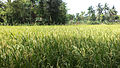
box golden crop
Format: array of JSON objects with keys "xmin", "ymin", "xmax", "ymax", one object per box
[{"xmin": 0, "ymin": 25, "xmax": 120, "ymax": 68}]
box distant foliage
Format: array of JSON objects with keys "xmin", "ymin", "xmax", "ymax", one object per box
[
  {"xmin": 0, "ymin": 0, "xmax": 67, "ymax": 25},
  {"xmin": 67, "ymin": 3, "xmax": 120, "ymax": 25},
  {"xmin": 0, "ymin": 1, "xmax": 120, "ymax": 25}
]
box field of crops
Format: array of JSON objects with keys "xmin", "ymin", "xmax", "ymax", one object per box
[{"xmin": 0, "ymin": 25, "xmax": 120, "ymax": 68}]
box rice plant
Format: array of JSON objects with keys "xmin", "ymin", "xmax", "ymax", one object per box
[{"xmin": 0, "ymin": 25, "xmax": 120, "ymax": 68}]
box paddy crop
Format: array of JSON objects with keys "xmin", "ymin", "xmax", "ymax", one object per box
[{"xmin": 0, "ymin": 25, "xmax": 120, "ymax": 68}]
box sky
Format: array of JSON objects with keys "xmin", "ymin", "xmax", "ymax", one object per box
[{"xmin": 63, "ymin": 0, "xmax": 120, "ymax": 15}]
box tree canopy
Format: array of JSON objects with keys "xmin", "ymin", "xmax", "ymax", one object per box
[
  {"xmin": 0, "ymin": 1, "xmax": 119, "ymax": 25},
  {"xmin": 0, "ymin": 0, "xmax": 67, "ymax": 25}
]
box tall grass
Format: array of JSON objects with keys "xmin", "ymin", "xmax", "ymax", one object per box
[{"xmin": 0, "ymin": 25, "xmax": 120, "ymax": 68}]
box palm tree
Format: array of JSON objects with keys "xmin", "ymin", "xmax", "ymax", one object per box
[
  {"xmin": 80, "ymin": 11, "xmax": 85, "ymax": 21},
  {"xmin": 109, "ymin": 6, "xmax": 117, "ymax": 22},
  {"xmin": 103, "ymin": 3, "xmax": 109, "ymax": 14},
  {"xmin": 97, "ymin": 3, "xmax": 103, "ymax": 21},
  {"xmin": 88, "ymin": 6, "xmax": 93, "ymax": 16},
  {"xmin": 103, "ymin": 3, "xmax": 109, "ymax": 21},
  {"xmin": 87, "ymin": 6, "xmax": 96, "ymax": 21}
]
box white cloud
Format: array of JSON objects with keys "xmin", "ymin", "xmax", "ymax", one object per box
[{"xmin": 64, "ymin": 0, "xmax": 120, "ymax": 15}]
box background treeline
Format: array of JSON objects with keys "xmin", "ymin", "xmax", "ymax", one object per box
[
  {"xmin": 0, "ymin": 0, "xmax": 120, "ymax": 25},
  {"xmin": 67, "ymin": 3, "xmax": 120, "ymax": 24},
  {"xmin": 0, "ymin": 0, "xmax": 67, "ymax": 25}
]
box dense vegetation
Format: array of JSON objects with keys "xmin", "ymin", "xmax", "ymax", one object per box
[
  {"xmin": 0, "ymin": 0, "xmax": 67, "ymax": 25},
  {"xmin": 0, "ymin": 0, "xmax": 120, "ymax": 25},
  {"xmin": 0, "ymin": 25, "xmax": 120, "ymax": 67},
  {"xmin": 68, "ymin": 3, "xmax": 120, "ymax": 24}
]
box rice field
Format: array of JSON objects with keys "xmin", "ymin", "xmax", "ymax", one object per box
[{"xmin": 0, "ymin": 25, "xmax": 120, "ymax": 68}]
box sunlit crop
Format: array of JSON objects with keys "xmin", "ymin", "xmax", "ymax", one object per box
[{"xmin": 0, "ymin": 25, "xmax": 120, "ymax": 68}]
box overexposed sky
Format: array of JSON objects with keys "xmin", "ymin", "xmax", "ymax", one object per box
[{"xmin": 63, "ymin": 0, "xmax": 120, "ymax": 15}]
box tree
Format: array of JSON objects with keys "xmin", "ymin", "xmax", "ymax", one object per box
[
  {"xmin": 5, "ymin": 0, "xmax": 37, "ymax": 25},
  {"xmin": 97, "ymin": 3, "xmax": 103, "ymax": 21},
  {"xmin": 87, "ymin": 6, "xmax": 96, "ymax": 21},
  {"xmin": 46, "ymin": 0, "xmax": 63, "ymax": 25},
  {"xmin": 58, "ymin": 2, "xmax": 67, "ymax": 24},
  {"xmin": 103, "ymin": 3, "xmax": 110, "ymax": 21},
  {"xmin": 76, "ymin": 13, "xmax": 80, "ymax": 21},
  {"xmin": 0, "ymin": 1, "xmax": 6, "ymax": 23},
  {"xmin": 100, "ymin": 13, "xmax": 105, "ymax": 22},
  {"xmin": 36, "ymin": 0, "xmax": 67, "ymax": 25},
  {"xmin": 109, "ymin": 6, "xmax": 118, "ymax": 22},
  {"xmin": 103, "ymin": 3, "xmax": 109, "ymax": 14},
  {"xmin": 79, "ymin": 11, "xmax": 85, "ymax": 21},
  {"xmin": 67, "ymin": 14, "xmax": 75, "ymax": 21}
]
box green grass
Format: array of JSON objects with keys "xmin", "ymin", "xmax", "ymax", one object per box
[{"xmin": 0, "ymin": 25, "xmax": 120, "ymax": 68}]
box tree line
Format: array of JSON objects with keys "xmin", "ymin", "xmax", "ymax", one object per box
[
  {"xmin": 0, "ymin": 0, "xmax": 67, "ymax": 25},
  {"xmin": 67, "ymin": 3, "xmax": 120, "ymax": 24},
  {"xmin": 0, "ymin": 0, "xmax": 120, "ymax": 25}
]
